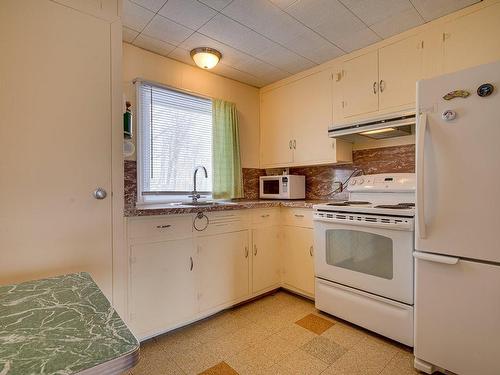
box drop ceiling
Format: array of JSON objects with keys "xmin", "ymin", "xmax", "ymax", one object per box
[{"xmin": 123, "ymin": 0, "xmax": 480, "ymax": 88}]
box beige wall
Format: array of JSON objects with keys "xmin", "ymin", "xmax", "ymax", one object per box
[{"xmin": 123, "ymin": 43, "xmax": 260, "ymax": 168}]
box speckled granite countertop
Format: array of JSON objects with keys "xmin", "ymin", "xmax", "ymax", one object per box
[
  {"xmin": 0, "ymin": 273, "xmax": 139, "ymax": 375},
  {"xmin": 126, "ymin": 199, "xmax": 332, "ymax": 217}
]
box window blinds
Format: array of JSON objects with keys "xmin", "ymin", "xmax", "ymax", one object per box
[{"xmin": 138, "ymin": 82, "xmax": 213, "ymax": 194}]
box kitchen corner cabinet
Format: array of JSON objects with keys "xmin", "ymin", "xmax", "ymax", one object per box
[
  {"xmin": 252, "ymin": 226, "xmax": 281, "ymax": 293},
  {"xmin": 197, "ymin": 231, "xmax": 250, "ymax": 312},
  {"xmin": 260, "ymin": 69, "xmax": 352, "ymax": 168},
  {"xmin": 128, "ymin": 238, "xmax": 198, "ymax": 338},
  {"xmin": 340, "ymin": 35, "xmax": 422, "ymax": 121},
  {"xmin": 282, "ymin": 226, "xmax": 315, "ymax": 297},
  {"xmin": 442, "ymin": 2, "xmax": 500, "ymax": 74}
]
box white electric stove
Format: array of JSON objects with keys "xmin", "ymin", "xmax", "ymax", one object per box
[{"xmin": 313, "ymin": 173, "xmax": 415, "ymax": 346}]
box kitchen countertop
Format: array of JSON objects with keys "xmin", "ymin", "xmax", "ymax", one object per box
[
  {"xmin": 0, "ymin": 273, "xmax": 139, "ymax": 375},
  {"xmin": 125, "ymin": 199, "xmax": 333, "ymax": 217}
]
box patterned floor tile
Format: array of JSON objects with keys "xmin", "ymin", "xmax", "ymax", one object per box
[
  {"xmin": 380, "ymin": 350, "xmax": 420, "ymax": 375},
  {"xmin": 198, "ymin": 361, "xmax": 239, "ymax": 375},
  {"xmin": 131, "ymin": 340, "xmax": 184, "ymax": 375},
  {"xmin": 295, "ymin": 313, "xmax": 335, "ymax": 335},
  {"xmin": 269, "ymin": 349, "xmax": 329, "ymax": 375},
  {"xmin": 275, "ymin": 323, "xmax": 317, "ymax": 347},
  {"xmin": 300, "ymin": 336, "xmax": 347, "ymax": 364},
  {"xmin": 172, "ymin": 343, "xmax": 221, "ymax": 375},
  {"xmin": 321, "ymin": 322, "xmax": 365, "ymax": 349}
]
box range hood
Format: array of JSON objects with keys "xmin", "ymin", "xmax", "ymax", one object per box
[{"xmin": 329, "ymin": 111, "xmax": 416, "ymax": 139}]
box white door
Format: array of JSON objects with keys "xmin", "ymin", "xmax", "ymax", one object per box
[
  {"xmin": 252, "ymin": 227, "xmax": 280, "ymax": 293},
  {"xmin": 282, "ymin": 226, "xmax": 315, "ymax": 296},
  {"xmin": 414, "ymin": 254, "xmax": 500, "ymax": 375},
  {"xmin": 129, "ymin": 239, "xmax": 198, "ymax": 339},
  {"xmin": 314, "ymin": 220, "xmax": 414, "ymax": 304},
  {"xmin": 198, "ymin": 231, "xmax": 250, "ymax": 311},
  {"xmin": 443, "ymin": 2, "xmax": 500, "ymax": 74},
  {"xmin": 378, "ymin": 35, "xmax": 422, "ymax": 111},
  {"xmin": 342, "ymin": 50, "xmax": 379, "ymax": 118},
  {"xmin": 416, "ymin": 61, "xmax": 500, "ymax": 262},
  {"xmin": 0, "ymin": 0, "xmax": 114, "ymax": 297},
  {"xmin": 289, "ymin": 70, "xmax": 336, "ymax": 165}
]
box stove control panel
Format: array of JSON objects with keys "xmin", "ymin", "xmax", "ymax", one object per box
[{"xmin": 348, "ymin": 173, "xmax": 415, "ymax": 192}]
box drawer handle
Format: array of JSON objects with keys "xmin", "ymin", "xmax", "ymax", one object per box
[
  {"xmin": 254, "ymin": 244, "xmax": 258, "ymax": 256},
  {"xmin": 309, "ymin": 246, "xmax": 314, "ymax": 257},
  {"xmin": 294, "ymin": 214, "xmax": 304, "ymax": 218},
  {"xmin": 156, "ymin": 225, "xmax": 172, "ymax": 229},
  {"xmin": 261, "ymin": 214, "xmax": 270, "ymax": 218},
  {"xmin": 245, "ymin": 246, "xmax": 249, "ymax": 258},
  {"xmin": 190, "ymin": 256, "xmax": 194, "ymax": 271}
]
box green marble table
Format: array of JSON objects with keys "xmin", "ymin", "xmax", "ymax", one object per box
[{"xmin": 0, "ymin": 272, "xmax": 139, "ymax": 375}]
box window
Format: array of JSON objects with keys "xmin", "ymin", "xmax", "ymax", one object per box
[{"xmin": 137, "ymin": 81, "xmax": 212, "ymax": 203}]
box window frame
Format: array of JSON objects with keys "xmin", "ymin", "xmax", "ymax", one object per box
[{"xmin": 135, "ymin": 79, "xmax": 213, "ymax": 206}]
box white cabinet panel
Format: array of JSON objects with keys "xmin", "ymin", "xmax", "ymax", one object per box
[
  {"xmin": 198, "ymin": 231, "xmax": 250, "ymax": 311},
  {"xmin": 129, "ymin": 238, "xmax": 197, "ymax": 338},
  {"xmin": 252, "ymin": 226, "xmax": 281, "ymax": 293},
  {"xmin": 342, "ymin": 50, "xmax": 379, "ymax": 118},
  {"xmin": 415, "ymin": 256, "xmax": 500, "ymax": 375},
  {"xmin": 282, "ymin": 226, "xmax": 315, "ymax": 296},
  {"xmin": 378, "ymin": 35, "xmax": 422, "ymax": 110},
  {"xmin": 443, "ymin": 2, "xmax": 500, "ymax": 74}
]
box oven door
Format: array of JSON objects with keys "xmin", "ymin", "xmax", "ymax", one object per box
[{"xmin": 314, "ymin": 219, "xmax": 414, "ymax": 304}]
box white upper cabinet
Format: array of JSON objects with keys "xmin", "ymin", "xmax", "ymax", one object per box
[
  {"xmin": 260, "ymin": 70, "xmax": 352, "ymax": 168},
  {"xmin": 443, "ymin": 2, "xmax": 500, "ymax": 74},
  {"xmin": 378, "ymin": 35, "xmax": 423, "ymax": 111},
  {"xmin": 341, "ymin": 50, "xmax": 380, "ymax": 118}
]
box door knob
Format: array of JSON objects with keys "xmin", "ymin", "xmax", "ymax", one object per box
[{"xmin": 93, "ymin": 187, "xmax": 107, "ymax": 200}]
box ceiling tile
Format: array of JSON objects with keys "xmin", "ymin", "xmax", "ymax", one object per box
[
  {"xmin": 123, "ymin": 0, "xmax": 155, "ymax": 31},
  {"xmin": 123, "ymin": 26, "xmax": 140, "ymax": 43},
  {"xmin": 269, "ymin": 0, "xmax": 300, "ymax": 9},
  {"xmin": 410, "ymin": 0, "xmax": 480, "ymax": 21},
  {"xmin": 211, "ymin": 63, "xmax": 267, "ymax": 87},
  {"xmin": 222, "ymin": 0, "xmax": 343, "ymax": 63},
  {"xmin": 130, "ymin": 0, "xmax": 167, "ymax": 12},
  {"xmin": 197, "ymin": 0, "xmax": 233, "ymax": 11},
  {"xmin": 341, "ymin": 0, "xmax": 414, "ymax": 25},
  {"xmin": 369, "ymin": 7, "xmax": 424, "ymax": 38},
  {"xmin": 199, "ymin": 14, "xmax": 315, "ymax": 72},
  {"xmin": 286, "ymin": 0, "xmax": 381, "ymax": 52},
  {"xmin": 133, "ymin": 34, "xmax": 177, "ymax": 57},
  {"xmin": 158, "ymin": 0, "xmax": 217, "ymax": 30},
  {"xmin": 142, "ymin": 15, "xmax": 194, "ymax": 45},
  {"xmin": 168, "ymin": 47, "xmax": 198, "ymax": 66}
]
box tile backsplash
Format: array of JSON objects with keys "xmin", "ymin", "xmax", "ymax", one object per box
[{"xmin": 125, "ymin": 144, "xmax": 415, "ymax": 211}]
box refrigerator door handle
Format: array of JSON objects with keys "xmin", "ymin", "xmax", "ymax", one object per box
[
  {"xmin": 416, "ymin": 112, "xmax": 427, "ymax": 239},
  {"xmin": 413, "ymin": 251, "xmax": 459, "ymax": 265}
]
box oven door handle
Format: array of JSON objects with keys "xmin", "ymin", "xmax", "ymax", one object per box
[{"xmin": 413, "ymin": 251, "xmax": 459, "ymax": 265}]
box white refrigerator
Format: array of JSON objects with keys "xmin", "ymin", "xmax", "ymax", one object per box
[{"xmin": 414, "ymin": 60, "xmax": 500, "ymax": 375}]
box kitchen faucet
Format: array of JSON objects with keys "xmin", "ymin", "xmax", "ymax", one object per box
[{"xmin": 189, "ymin": 165, "xmax": 208, "ymax": 203}]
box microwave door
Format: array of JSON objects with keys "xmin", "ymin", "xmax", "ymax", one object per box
[{"xmin": 263, "ymin": 179, "xmax": 280, "ymax": 195}]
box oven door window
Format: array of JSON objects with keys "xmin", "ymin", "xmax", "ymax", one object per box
[
  {"xmin": 263, "ymin": 180, "xmax": 280, "ymax": 194},
  {"xmin": 325, "ymin": 229, "xmax": 393, "ymax": 280}
]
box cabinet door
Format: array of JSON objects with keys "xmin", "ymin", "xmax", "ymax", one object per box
[
  {"xmin": 342, "ymin": 50, "xmax": 379, "ymax": 118},
  {"xmin": 290, "ymin": 70, "xmax": 338, "ymax": 165},
  {"xmin": 443, "ymin": 2, "xmax": 500, "ymax": 74},
  {"xmin": 282, "ymin": 227, "xmax": 315, "ymax": 296},
  {"xmin": 252, "ymin": 226, "xmax": 281, "ymax": 293},
  {"xmin": 415, "ymin": 256, "xmax": 500, "ymax": 375},
  {"xmin": 129, "ymin": 239, "xmax": 197, "ymax": 338},
  {"xmin": 260, "ymin": 87, "xmax": 293, "ymax": 167},
  {"xmin": 198, "ymin": 231, "xmax": 250, "ymax": 311},
  {"xmin": 420, "ymin": 25, "xmax": 444, "ymax": 79},
  {"xmin": 378, "ymin": 35, "xmax": 423, "ymax": 111}
]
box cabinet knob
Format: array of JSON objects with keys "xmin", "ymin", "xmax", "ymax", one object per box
[
  {"xmin": 245, "ymin": 246, "xmax": 249, "ymax": 258},
  {"xmin": 190, "ymin": 256, "xmax": 194, "ymax": 271},
  {"xmin": 254, "ymin": 244, "xmax": 258, "ymax": 256},
  {"xmin": 309, "ymin": 246, "xmax": 314, "ymax": 257},
  {"xmin": 379, "ymin": 80, "xmax": 385, "ymax": 93},
  {"xmin": 93, "ymin": 187, "xmax": 107, "ymax": 200},
  {"xmin": 373, "ymin": 81, "xmax": 378, "ymax": 94}
]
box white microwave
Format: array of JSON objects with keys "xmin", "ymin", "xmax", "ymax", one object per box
[{"xmin": 259, "ymin": 175, "xmax": 305, "ymax": 199}]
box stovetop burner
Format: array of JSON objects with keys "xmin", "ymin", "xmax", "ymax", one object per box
[
  {"xmin": 374, "ymin": 203, "xmax": 415, "ymax": 209},
  {"xmin": 328, "ymin": 201, "xmax": 371, "ymax": 206}
]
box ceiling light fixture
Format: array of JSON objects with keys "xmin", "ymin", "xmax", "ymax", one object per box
[{"xmin": 190, "ymin": 47, "xmax": 222, "ymax": 69}]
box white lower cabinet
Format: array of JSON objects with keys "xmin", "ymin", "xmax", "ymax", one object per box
[
  {"xmin": 252, "ymin": 226, "xmax": 281, "ymax": 293},
  {"xmin": 128, "ymin": 238, "xmax": 197, "ymax": 338},
  {"xmin": 282, "ymin": 226, "xmax": 315, "ymax": 297},
  {"xmin": 197, "ymin": 231, "xmax": 250, "ymax": 312}
]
